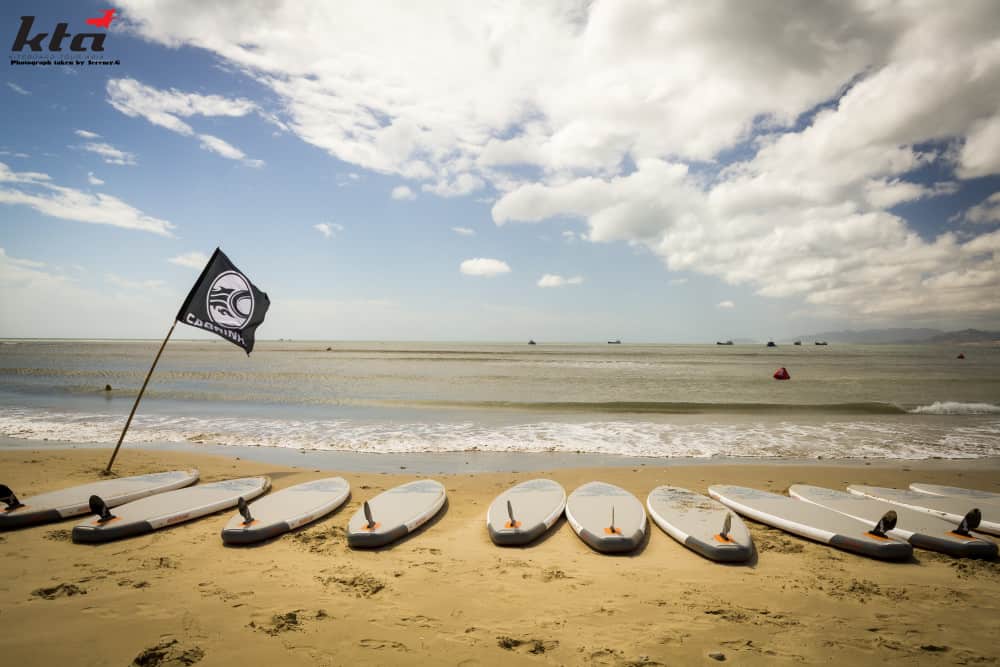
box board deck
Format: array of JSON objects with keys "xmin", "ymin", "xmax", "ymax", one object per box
[
  {"xmin": 565, "ymin": 482, "xmax": 646, "ymax": 553},
  {"xmin": 790, "ymin": 484, "xmax": 996, "ymax": 558},
  {"xmin": 72, "ymin": 477, "xmax": 270, "ymax": 543},
  {"xmin": 848, "ymin": 485, "xmax": 1000, "ymax": 536},
  {"xmin": 1, "ymin": 469, "xmax": 199, "ymax": 530},
  {"xmin": 221, "ymin": 477, "xmax": 350, "ymax": 545},
  {"xmin": 709, "ymin": 485, "xmax": 912, "ymax": 560},
  {"xmin": 646, "ymin": 486, "xmax": 753, "ymax": 562},
  {"xmin": 487, "ymin": 478, "xmax": 565, "ymax": 546},
  {"xmin": 909, "ymin": 483, "xmax": 1000, "ymax": 504},
  {"xmin": 347, "ymin": 479, "xmax": 446, "ymax": 548}
]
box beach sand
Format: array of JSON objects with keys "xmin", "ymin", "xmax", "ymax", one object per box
[{"xmin": 1, "ymin": 448, "xmax": 998, "ymax": 666}]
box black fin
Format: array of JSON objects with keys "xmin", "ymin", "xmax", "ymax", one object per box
[
  {"xmin": 237, "ymin": 496, "xmax": 253, "ymax": 525},
  {"xmin": 506, "ymin": 499, "xmax": 515, "ymax": 524},
  {"xmin": 954, "ymin": 508, "xmax": 982, "ymax": 536},
  {"xmin": 0, "ymin": 484, "xmax": 24, "ymax": 511},
  {"xmin": 89, "ymin": 495, "xmax": 115, "ymax": 523},
  {"xmin": 721, "ymin": 513, "xmax": 732, "ymax": 540},
  {"xmin": 610, "ymin": 505, "xmax": 616, "ymax": 533},
  {"xmin": 871, "ymin": 510, "xmax": 897, "ymax": 537},
  {"xmin": 363, "ymin": 500, "xmax": 375, "ymax": 529}
]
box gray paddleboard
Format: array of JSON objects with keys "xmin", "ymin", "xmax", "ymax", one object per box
[
  {"xmin": 790, "ymin": 485, "xmax": 996, "ymax": 558},
  {"xmin": 909, "ymin": 483, "xmax": 1000, "ymax": 504},
  {"xmin": 848, "ymin": 485, "xmax": 1000, "ymax": 536},
  {"xmin": 565, "ymin": 482, "xmax": 646, "ymax": 553},
  {"xmin": 1, "ymin": 469, "xmax": 199, "ymax": 530},
  {"xmin": 72, "ymin": 477, "xmax": 270, "ymax": 543},
  {"xmin": 221, "ymin": 477, "xmax": 350, "ymax": 545},
  {"xmin": 709, "ymin": 485, "xmax": 912, "ymax": 560},
  {"xmin": 487, "ymin": 478, "xmax": 565, "ymax": 546},
  {"xmin": 347, "ymin": 479, "xmax": 446, "ymax": 548},
  {"xmin": 646, "ymin": 486, "xmax": 753, "ymax": 562}
]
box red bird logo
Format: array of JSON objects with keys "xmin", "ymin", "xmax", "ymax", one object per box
[{"xmin": 86, "ymin": 9, "xmax": 116, "ymax": 29}]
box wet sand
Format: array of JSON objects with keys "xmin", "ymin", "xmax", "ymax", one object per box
[{"xmin": 1, "ymin": 447, "xmax": 998, "ymax": 666}]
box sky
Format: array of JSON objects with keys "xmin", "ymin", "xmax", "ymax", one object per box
[{"xmin": 1, "ymin": 0, "xmax": 999, "ymax": 343}]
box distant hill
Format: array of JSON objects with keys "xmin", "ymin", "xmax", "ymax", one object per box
[{"xmin": 793, "ymin": 328, "xmax": 1000, "ymax": 344}]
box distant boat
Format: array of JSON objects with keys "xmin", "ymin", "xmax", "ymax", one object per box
[
  {"xmin": 716, "ymin": 340, "xmax": 733, "ymax": 345},
  {"xmin": 528, "ymin": 340, "xmax": 536, "ymax": 345},
  {"xmin": 815, "ymin": 341, "xmax": 828, "ymax": 346},
  {"xmin": 793, "ymin": 340, "xmax": 802, "ymax": 346},
  {"xmin": 608, "ymin": 339, "xmax": 622, "ymax": 344},
  {"xmin": 766, "ymin": 341, "xmax": 777, "ymax": 348}
]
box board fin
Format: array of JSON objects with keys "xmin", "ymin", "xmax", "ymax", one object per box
[
  {"xmin": 869, "ymin": 510, "xmax": 897, "ymax": 538},
  {"xmin": 0, "ymin": 484, "xmax": 25, "ymax": 511},
  {"xmin": 720, "ymin": 513, "xmax": 732, "ymax": 540},
  {"xmin": 363, "ymin": 500, "xmax": 376, "ymax": 529},
  {"xmin": 507, "ymin": 500, "xmax": 515, "ymax": 524},
  {"xmin": 88, "ymin": 494, "xmax": 115, "ymax": 524},
  {"xmin": 237, "ymin": 496, "xmax": 254, "ymax": 525},
  {"xmin": 603, "ymin": 505, "xmax": 622, "ymax": 535},
  {"xmin": 953, "ymin": 508, "xmax": 981, "ymax": 536}
]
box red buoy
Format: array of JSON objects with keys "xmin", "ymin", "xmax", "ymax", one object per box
[{"xmin": 773, "ymin": 367, "xmax": 790, "ymax": 380}]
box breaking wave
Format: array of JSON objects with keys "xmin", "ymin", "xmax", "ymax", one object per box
[{"xmin": 909, "ymin": 402, "xmax": 1000, "ymax": 415}]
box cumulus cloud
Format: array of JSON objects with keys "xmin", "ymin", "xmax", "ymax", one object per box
[
  {"xmin": 75, "ymin": 129, "xmax": 100, "ymax": 139},
  {"xmin": 168, "ymin": 251, "xmax": 209, "ymax": 268},
  {"xmin": 79, "ymin": 141, "xmax": 137, "ymax": 166},
  {"xmin": 0, "ymin": 162, "xmax": 174, "ymax": 236},
  {"xmin": 106, "ymin": 78, "xmax": 262, "ymax": 165},
  {"xmin": 451, "ymin": 226, "xmax": 475, "ymax": 236},
  {"xmin": 537, "ymin": 273, "xmax": 583, "ymax": 287},
  {"xmin": 460, "ymin": 257, "xmax": 510, "ymax": 277},
  {"xmin": 963, "ymin": 192, "xmax": 1000, "ymax": 224},
  {"xmin": 391, "ymin": 185, "xmax": 416, "ymax": 200},
  {"xmin": 114, "ymin": 1, "xmax": 1000, "ymax": 321},
  {"xmin": 717, "ymin": 300, "xmax": 735, "ymax": 309},
  {"xmin": 313, "ymin": 222, "xmax": 343, "ymax": 238},
  {"xmin": 87, "ymin": 172, "xmax": 104, "ymax": 186}
]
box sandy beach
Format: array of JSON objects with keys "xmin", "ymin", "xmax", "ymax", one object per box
[{"xmin": 1, "ymin": 448, "xmax": 997, "ymax": 666}]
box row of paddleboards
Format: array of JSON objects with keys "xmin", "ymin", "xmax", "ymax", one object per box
[{"xmin": 2, "ymin": 473, "xmax": 997, "ymax": 561}]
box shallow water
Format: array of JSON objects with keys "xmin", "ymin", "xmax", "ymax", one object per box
[{"xmin": 0, "ymin": 340, "xmax": 998, "ymax": 459}]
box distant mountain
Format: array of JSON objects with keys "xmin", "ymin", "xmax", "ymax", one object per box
[{"xmin": 793, "ymin": 328, "xmax": 1000, "ymax": 344}]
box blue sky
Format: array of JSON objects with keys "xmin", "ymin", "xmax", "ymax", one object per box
[{"xmin": 2, "ymin": 1, "xmax": 998, "ymax": 342}]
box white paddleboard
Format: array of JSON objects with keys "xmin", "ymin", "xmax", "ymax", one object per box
[
  {"xmin": 709, "ymin": 485, "xmax": 912, "ymax": 560},
  {"xmin": 790, "ymin": 485, "xmax": 996, "ymax": 558},
  {"xmin": 72, "ymin": 477, "xmax": 270, "ymax": 543},
  {"xmin": 646, "ymin": 486, "xmax": 753, "ymax": 562},
  {"xmin": 1, "ymin": 470, "xmax": 199, "ymax": 530},
  {"xmin": 565, "ymin": 482, "xmax": 646, "ymax": 553},
  {"xmin": 848, "ymin": 485, "xmax": 1000, "ymax": 536},
  {"xmin": 221, "ymin": 477, "xmax": 350, "ymax": 545},
  {"xmin": 487, "ymin": 478, "xmax": 565, "ymax": 546},
  {"xmin": 347, "ymin": 479, "xmax": 446, "ymax": 548},
  {"xmin": 909, "ymin": 483, "xmax": 1000, "ymax": 504}
]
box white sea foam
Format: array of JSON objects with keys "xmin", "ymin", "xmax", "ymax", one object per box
[
  {"xmin": 909, "ymin": 401, "xmax": 1000, "ymax": 415},
  {"xmin": 1, "ymin": 406, "xmax": 998, "ymax": 459}
]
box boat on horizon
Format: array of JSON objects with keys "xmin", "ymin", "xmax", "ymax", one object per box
[
  {"xmin": 766, "ymin": 341, "xmax": 777, "ymax": 347},
  {"xmin": 528, "ymin": 339, "xmax": 536, "ymax": 345},
  {"xmin": 716, "ymin": 340, "xmax": 733, "ymax": 345},
  {"xmin": 608, "ymin": 339, "xmax": 622, "ymax": 344},
  {"xmin": 793, "ymin": 340, "xmax": 802, "ymax": 346},
  {"xmin": 815, "ymin": 340, "xmax": 828, "ymax": 346}
]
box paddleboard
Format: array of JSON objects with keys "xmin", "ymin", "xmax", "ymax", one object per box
[
  {"xmin": 0, "ymin": 470, "xmax": 199, "ymax": 530},
  {"xmin": 72, "ymin": 477, "xmax": 270, "ymax": 543},
  {"xmin": 565, "ymin": 482, "xmax": 645, "ymax": 553},
  {"xmin": 848, "ymin": 485, "xmax": 1000, "ymax": 536},
  {"xmin": 487, "ymin": 478, "xmax": 565, "ymax": 546},
  {"xmin": 646, "ymin": 486, "xmax": 753, "ymax": 562},
  {"xmin": 909, "ymin": 483, "xmax": 1000, "ymax": 504},
  {"xmin": 709, "ymin": 485, "xmax": 912, "ymax": 560},
  {"xmin": 221, "ymin": 477, "xmax": 350, "ymax": 545},
  {"xmin": 790, "ymin": 485, "xmax": 996, "ymax": 558},
  {"xmin": 347, "ymin": 479, "xmax": 446, "ymax": 548}
]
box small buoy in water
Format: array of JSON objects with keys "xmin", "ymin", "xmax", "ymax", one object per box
[
  {"xmin": 773, "ymin": 367, "xmax": 790, "ymax": 380},
  {"xmin": 957, "ymin": 353, "xmax": 965, "ymax": 359},
  {"xmin": 104, "ymin": 384, "xmax": 112, "ymax": 391}
]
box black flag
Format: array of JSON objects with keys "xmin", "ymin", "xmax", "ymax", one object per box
[{"xmin": 176, "ymin": 248, "xmax": 270, "ymax": 354}]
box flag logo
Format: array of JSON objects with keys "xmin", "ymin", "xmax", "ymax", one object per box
[{"xmin": 207, "ymin": 271, "xmax": 255, "ymax": 329}]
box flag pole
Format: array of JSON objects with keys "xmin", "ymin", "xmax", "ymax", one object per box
[{"xmin": 104, "ymin": 319, "xmax": 178, "ymax": 473}]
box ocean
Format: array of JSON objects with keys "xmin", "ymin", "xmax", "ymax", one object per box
[{"xmin": 0, "ymin": 340, "xmax": 998, "ymax": 460}]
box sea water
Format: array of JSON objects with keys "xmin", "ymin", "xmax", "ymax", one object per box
[{"xmin": 0, "ymin": 340, "xmax": 997, "ymax": 460}]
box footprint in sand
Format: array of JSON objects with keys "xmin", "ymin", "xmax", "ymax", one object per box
[
  {"xmin": 359, "ymin": 638, "xmax": 408, "ymax": 651},
  {"xmin": 130, "ymin": 638, "xmax": 204, "ymax": 666},
  {"xmin": 31, "ymin": 583, "xmax": 86, "ymax": 600},
  {"xmin": 496, "ymin": 636, "xmax": 559, "ymax": 655}
]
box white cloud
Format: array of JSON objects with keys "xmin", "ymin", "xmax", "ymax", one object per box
[
  {"xmin": 451, "ymin": 226, "xmax": 475, "ymax": 236},
  {"xmin": 0, "ymin": 161, "xmax": 174, "ymax": 236},
  {"xmin": 106, "ymin": 78, "xmax": 262, "ymax": 165},
  {"xmin": 75, "ymin": 129, "xmax": 100, "ymax": 139},
  {"xmin": 963, "ymin": 192, "xmax": 1000, "ymax": 224},
  {"xmin": 105, "ymin": 273, "xmax": 166, "ymax": 290},
  {"xmin": 460, "ymin": 257, "xmax": 511, "ymax": 277},
  {"xmin": 79, "ymin": 141, "xmax": 137, "ymax": 166},
  {"xmin": 314, "ymin": 222, "xmax": 344, "ymax": 238},
  {"xmin": 87, "ymin": 172, "xmax": 104, "ymax": 186},
  {"xmin": 391, "ymin": 185, "xmax": 416, "ymax": 200},
  {"xmin": 537, "ymin": 273, "xmax": 583, "ymax": 287},
  {"xmin": 168, "ymin": 251, "xmax": 209, "ymax": 269},
  {"xmin": 717, "ymin": 300, "xmax": 735, "ymax": 309},
  {"xmin": 7, "ymin": 82, "xmax": 29, "ymax": 96}
]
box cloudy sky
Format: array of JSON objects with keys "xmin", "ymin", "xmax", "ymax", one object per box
[{"xmin": 2, "ymin": 0, "xmax": 999, "ymax": 342}]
